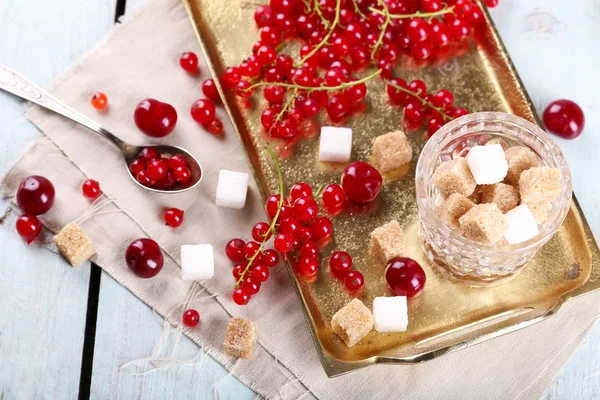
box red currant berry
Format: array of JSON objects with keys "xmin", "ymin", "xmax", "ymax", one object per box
[
  {"xmin": 432, "ymin": 89, "xmax": 454, "ymax": 109},
  {"xmin": 202, "ymin": 79, "xmax": 221, "ymax": 102},
  {"xmin": 484, "ymin": 0, "xmax": 498, "ymax": 7},
  {"xmin": 252, "ymin": 221, "xmax": 272, "ymax": 242},
  {"xmin": 147, "ymin": 159, "xmax": 168, "ymax": 181},
  {"xmin": 252, "ymin": 264, "xmax": 270, "ymax": 282},
  {"xmin": 322, "ymin": 183, "xmax": 345, "ymax": 211},
  {"xmin": 293, "ymin": 197, "xmax": 318, "ymax": 223},
  {"xmin": 129, "ymin": 159, "xmax": 145, "ymax": 176},
  {"xmin": 261, "ymin": 108, "xmax": 277, "ymax": 130},
  {"xmin": 232, "ymin": 287, "xmax": 251, "ymax": 305},
  {"xmin": 206, "ymin": 119, "xmax": 224, "ymax": 135},
  {"xmin": 407, "ymin": 18, "xmax": 429, "ymax": 42},
  {"xmin": 179, "ymin": 52, "xmax": 199, "ymax": 73},
  {"xmin": 191, "ymin": 99, "xmax": 216, "ymax": 124},
  {"xmin": 16, "ymin": 214, "xmax": 42, "ymax": 244},
  {"xmin": 404, "ymin": 102, "xmax": 425, "ymax": 123},
  {"xmin": 259, "ymin": 25, "xmax": 281, "ymax": 46},
  {"xmin": 299, "ymin": 241, "xmax": 318, "ymax": 258},
  {"xmin": 329, "ymin": 251, "xmax": 352, "ymax": 277},
  {"xmin": 300, "ymin": 98, "xmax": 320, "ymax": 117},
  {"xmin": 344, "ymin": 271, "xmax": 364, "ymax": 291},
  {"xmin": 222, "ymin": 66, "xmax": 242, "ymax": 88},
  {"xmin": 264, "ymin": 86, "xmax": 285, "ymax": 103},
  {"xmin": 345, "ymin": 83, "xmax": 367, "ymax": 104},
  {"xmin": 257, "ymin": 45, "xmax": 277, "ymax": 65},
  {"xmin": 254, "ymin": 5, "xmax": 273, "ymax": 27},
  {"xmin": 91, "ymin": 92, "xmax": 108, "ymax": 110},
  {"xmin": 410, "ymin": 42, "xmax": 432, "ymax": 60},
  {"xmin": 138, "ymin": 147, "xmax": 160, "ymax": 163},
  {"xmin": 297, "ymin": 226, "xmax": 313, "ymax": 242},
  {"xmin": 16, "ymin": 175, "xmax": 55, "ymax": 215},
  {"xmin": 125, "ymin": 238, "xmax": 164, "ymax": 279},
  {"xmin": 427, "ymin": 117, "xmax": 443, "ymax": 138},
  {"xmin": 422, "ymin": 0, "xmax": 442, "ymax": 12},
  {"xmin": 297, "ymin": 256, "xmax": 319, "ymax": 276},
  {"xmin": 235, "ymin": 81, "xmax": 253, "ymax": 98},
  {"xmin": 260, "ymin": 249, "xmax": 280, "ymax": 267},
  {"xmin": 82, "ymin": 179, "xmax": 101, "ymax": 199},
  {"xmin": 387, "ymin": 78, "xmax": 409, "ymax": 105},
  {"xmin": 326, "ymin": 94, "xmax": 348, "ymax": 120},
  {"xmin": 278, "ymin": 216, "xmax": 300, "ymax": 235},
  {"xmin": 168, "ymin": 154, "xmax": 187, "ymax": 170},
  {"xmin": 274, "ymin": 232, "xmax": 294, "ymax": 253},
  {"xmin": 345, "ymin": 22, "xmax": 365, "ymax": 45},
  {"xmin": 136, "ymin": 170, "xmax": 153, "ymax": 187},
  {"xmin": 341, "ymin": 161, "xmax": 382, "ymax": 203},
  {"xmin": 290, "ymin": 182, "xmax": 313, "ymax": 201},
  {"xmin": 173, "ymin": 166, "xmax": 191, "ymax": 184},
  {"xmin": 233, "ymin": 263, "xmax": 246, "ymax": 280},
  {"xmin": 241, "ymin": 276, "xmax": 261, "ymax": 295},
  {"xmin": 350, "ymin": 45, "xmax": 369, "ymax": 69},
  {"xmin": 155, "ymin": 171, "xmax": 176, "ymax": 190},
  {"xmin": 134, "ymin": 99, "xmax": 177, "ymax": 137},
  {"xmin": 408, "ymin": 80, "xmax": 427, "ymax": 96},
  {"xmin": 452, "ymin": 108, "xmax": 469, "ymax": 118},
  {"xmin": 240, "ymin": 58, "xmax": 261, "ymax": 77},
  {"xmin": 310, "ymin": 216, "xmax": 333, "ymax": 243},
  {"xmin": 543, "ymin": 99, "xmax": 585, "ymax": 139},
  {"xmin": 386, "ymin": 257, "xmax": 426, "ymax": 297},
  {"xmin": 182, "ymin": 309, "xmax": 200, "ymax": 327},
  {"xmin": 276, "ymin": 119, "xmax": 297, "ymax": 140},
  {"xmin": 164, "ymin": 208, "xmax": 184, "ymax": 227},
  {"xmin": 226, "ymin": 238, "xmax": 246, "ymax": 262},
  {"xmin": 244, "ymin": 241, "xmax": 261, "ymax": 259}
]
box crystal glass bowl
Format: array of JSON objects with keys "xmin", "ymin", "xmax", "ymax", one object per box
[{"xmin": 415, "ymin": 112, "xmax": 572, "ymax": 286}]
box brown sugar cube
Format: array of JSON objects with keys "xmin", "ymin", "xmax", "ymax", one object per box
[
  {"xmin": 223, "ymin": 318, "xmax": 258, "ymax": 360},
  {"xmin": 467, "ymin": 185, "xmax": 484, "ymax": 204},
  {"xmin": 458, "ymin": 204, "xmax": 508, "ymax": 244},
  {"xmin": 432, "ymin": 158, "xmax": 476, "ymax": 198},
  {"xmin": 53, "ymin": 222, "xmax": 96, "ymax": 267},
  {"xmin": 519, "ymin": 167, "xmax": 562, "ymax": 203},
  {"xmin": 479, "ymin": 183, "xmax": 520, "ymax": 213},
  {"xmin": 525, "ymin": 201, "xmax": 550, "ymax": 223},
  {"xmin": 331, "ymin": 298, "xmax": 374, "ymax": 347},
  {"xmin": 435, "ymin": 193, "xmax": 476, "ymax": 228},
  {"xmin": 370, "ymin": 220, "xmax": 408, "ymax": 264},
  {"xmin": 372, "ymin": 130, "xmax": 413, "ymax": 172},
  {"xmin": 504, "ymin": 146, "xmax": 540, "ymax": 187}
]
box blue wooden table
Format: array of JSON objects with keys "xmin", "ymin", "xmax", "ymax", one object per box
[{"xmin": 0, "ymin": 0, "xmax": 598, "ymax": 398}]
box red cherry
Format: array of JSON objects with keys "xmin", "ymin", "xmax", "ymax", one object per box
[
  {"xmin": 385, "ymin": 257, "xmax": 426, "ymax": 297},
  {"xmin": 125, "ymin": 238, "xmax": 164, "ymax": 279},
  {"xmin": 344, "ymin": 271, "xmax": 364, "ymax": 291},
  {"xmin": 329, "ymin": 251, "xmax": 352, "ymax": 277},
  {"xmin": 202, "ymin": 79, "xmax": 221, "ymax": 102},
  {"xmin": 293, "ymin": 197, "xmax": 318, "ymax": 223},
  {"xmin": 164, "ymin": 208, "xmax": 184, "ymax": 227},
  {"xmin": 244, "ymin": 241, "xmax": 261, "ymax": 259},
  {"xmin": 252, "ymin": 264, "xmax": 270, "ymax": 282},
  {"xmin": 310, "ymin": 216, "xmax": 333, "ymax": 243},
  {"xmin": 226, "ymin": 238, "xmax": 246, "ymax": 262},
  {"xmin": 91, "ymin": 92, "xmax": 108, "ymax": 110},
  {"xmin": 232, "ymin": 287, "xmax": 251, "ymax": 305},
  {"xmin": 82, "ymin": 179, "xmax": 101, "ymax": 199},
  {"xmin": 260, "ymin": 249, "xmax": 280, "ymax": 267},
  {"xmin": 182, "ymin": 309, "xmax": 200, "ymax": 327},
  {"xmin": 147, "ymin": 159, "xmax": 168, "ymax": 181},
  {"xmin": 134, "ymin": 99, "xmax": 177, "ymax": 138},
  {"xmin": 16, "ymin": 214, "xmax": 42, "ymax": 244},
  {"xmin": 297, "ymin": 256, "xmax": 319, "ymax": 276},
  {"xmin": 16, "ymin": 175, "xmax": 55, "ymax": 215},
  {"xmin": 254, "ymin": 5, "xmax": 273, "ymax": 27},
  {"xmin": 252, "ymin": 221, "xmax": 272, "ymax": 242},
  {"xmin": 341, "ymin": 161, "xmax": 382, "ymax": 203},
  {"xmin": 543, "ymin": 99, "xmax": 585, "ymax": 139},
  {"xmin": 179, "ymin": 52, "xmax": 199, "ymax": 73},
  {"xmin": 191, "ymin": 99, "xmax": 216, "ymax": 124}
]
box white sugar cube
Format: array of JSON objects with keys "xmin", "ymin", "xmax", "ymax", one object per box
[
  {"xmin": 466, "ymin": 144, "xmax": 508, "ymax": 185},
  {"xmin": 504, "ymin": 204, "xmax": 539, "ymax": 244},
  {"xmin": 319, "ymin": 126, "xmax": 352, "ymax": 163},
  {"xmin": 181, "ymin": 244, "xmax": 214, "ymax": 280},
  {"xmin": 216, "ymin": 170, "xmax": 249, "ymax": 209},
  {"xmin": 373, "ymin": 296, "xmax": 408, "ymax": 333}
]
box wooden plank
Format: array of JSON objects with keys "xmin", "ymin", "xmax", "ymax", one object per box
[{"xmin": 0, "ymin": 0, "xmax": 117, "ymax": 398}]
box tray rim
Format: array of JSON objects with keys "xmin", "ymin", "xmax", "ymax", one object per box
[{"xmin": 181, "ymin": 0, "xmax": 600, "ymax": 377}]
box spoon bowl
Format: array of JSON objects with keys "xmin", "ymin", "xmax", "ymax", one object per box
[{"xmin": 0, "ymin": 64, "xmax": 202, "ymax": 194}]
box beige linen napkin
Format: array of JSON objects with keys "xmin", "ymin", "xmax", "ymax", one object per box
[{"xmin": 2, "ymin": 1, "xmax": 599, "ymax": 399}]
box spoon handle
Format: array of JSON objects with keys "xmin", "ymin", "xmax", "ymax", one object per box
[{"xmin": 0, "ymin": 64, "xmax": 129, "ymax": 152}]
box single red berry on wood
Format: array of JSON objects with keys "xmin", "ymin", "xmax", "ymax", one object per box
[
  {"xmin": 82, "ymin": 179, "xmax": 101, "ymax": 199},
  {"xmin": 179, "ymin": 52, "xmax": 199, "ymax": 73},
  {"xmin": 182, "ymin": 309, "xmax": 200, "ymax": 327},
  {"xmin": 191, "ymin": 99, "xmax": 216, "ymax": 124},
  {"xmin": 16, "ymin": 214, "xmax": 42, "ymax": 244},
  {"xmin": 164, "ymin": 208, "xmax": 184, "ymax": 227}
]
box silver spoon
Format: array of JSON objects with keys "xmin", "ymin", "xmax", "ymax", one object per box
[{"xmin": 0, "ymin": 64, "xmax": 202, "ymax": 194}]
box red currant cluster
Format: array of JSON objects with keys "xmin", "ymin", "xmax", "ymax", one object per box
[
  {"xmin": 219, "ymin": 0, "xmax": 488, "ymax": 144},
  {"xmin": 385, "ymin": 78, "xmax": 468, "ymax": 136},
  {"xmin": 128, "ymin": 148, "xmax": 192, "ymax": 190}
]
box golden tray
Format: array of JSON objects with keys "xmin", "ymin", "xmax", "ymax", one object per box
[{"xmin": 183, "ymin": 0, "xmax": 600, "ymax": 376}]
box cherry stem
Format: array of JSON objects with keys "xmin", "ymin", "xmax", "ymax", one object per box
[
  {"xmin": 235, "ymin": 146, "xmax": 284, "ymax": 288},
  {"xmin": 385, "ymin": 79, "xmax": 454, "ymax": 121},
  {"xmin": 369, "ymin": 5, "xmax": 455, "ymax": 20},
  {"xmin": 370, "ymin": 0, "xmax": 391, "ymax": 61},
  {"xmin": 313, "ymin": 0, "xmax": 330, "ymax": 28},
  {"xmin": 247, "ymin": 69, "xmax": 382, "ymax": 92},
  {"xmin": 296, "ymin": 0, "xmax": 341, "ymax": 67}
]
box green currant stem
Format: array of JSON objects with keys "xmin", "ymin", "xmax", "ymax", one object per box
[
  {"xmin": 235, "ymin": 146, "xmax": 284, "ymax": 288},
  {"xmin": 295, "ymin": 0, "xmax": 341, "ymax": 67},
  {"xmin": 246, "ymin": 69, "xmax": 382, "ymax": 93},
  {"xmin": 313, "ymin": 183, "xmax": 325, "ymax": 199},
  {"xmin": 370, "ymin": 0, "xmax": 391, "ymax": 61},
  {"xmin": 385, "ymin": 79, "xmax": 454, "ymax": 121},
  {"xmin": 313, "ymin": 0, "xmax": 330, "ymax": 28},
  {"xmin": 369, "ymin": 5, "xmax": 455, "ymax": 20},
  {"xmin": 351, "ymin": 0, "xmax": 368, "ymax": 19}
]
